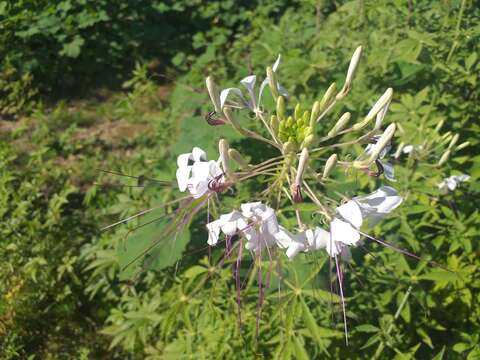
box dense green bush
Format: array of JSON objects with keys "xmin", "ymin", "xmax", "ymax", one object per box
[{"xmin": 0, "ymin": 0, "xmax": 297, "ymax": 115}]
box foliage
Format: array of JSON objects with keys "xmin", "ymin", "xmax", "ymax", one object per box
[{"xmin": 0, "ymin": 0, "xmax": 296, "ymax": 115}]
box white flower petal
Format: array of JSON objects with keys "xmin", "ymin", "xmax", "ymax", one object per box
[
  {"xmin": 274, "ymin": 226, "xmax": 294, "ymax": 249},
  {"xmin": 330, "ymin": 218, "xmax": 360, "ymax": 246},
  {"xmin": 260, "ymin": 207, "xmax": 279, "ymax": 234},
  {"xmin": 206, "ymin": 220, "xmax": 222, "ymax": 246},
  {"xmin": 176, "ymin": 165, "xmax": 192, "ymax": 192},
  {"xmin": 177, "ymin": 153, "xmax": 192, "ymax": 168},
  {"xmin": 191, "ymin": 147, "xmax": 206, "ymax": 162},
  {"xmin": 306, "ymin": 227, "xmax": 329, "ymax": 250},
  {"xmin": 336, "ymin": 200, "xmax": 363, "ymax": 229},
  {"xmin": 241, "ymin": 202, "xmax": 263, "ymax": 218},
  {"xmin": 240, "ymin": 75, "xmax": 257, "ymax": 110},
  {"xmin": 286, "ymin": 241, "xmax": 306, "ymax": 259},
  {"xmin": 382, "ymin": 161, "xmax": 396, "ymax": 182},
  {"xmin": 325, "ymin": 237, "xmax": 342, "ymax": 258},
  {"xmin": 220, "ymin": 87, "xmax": 247, "ymax": 109}
]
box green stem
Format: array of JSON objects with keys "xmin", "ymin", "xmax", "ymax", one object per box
[
  {"xmin": 446, "ymin": 0, "xmax": 466, "ymax": 63},
  {"xmin": 373, "ymin": 285, "xmax": 413, "ymax": 359}
]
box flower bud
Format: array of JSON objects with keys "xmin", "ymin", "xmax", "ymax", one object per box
[
  {"xmin": 367, "ymin": 123, "xmax": 396, "ymax": 161},
  {"xmin": 434, "ymin": 119, "xmax": 444, "ymax": 133},
  {"xmin": 219, "ymin": 139, "xmax": 234, "ymax": 178},
  {"xmin": 319, "ymin": 82, "xmax": 337, "ymax": 113},
  {"xmin": 270, "ymin": 115, "xmax": 279, "ymax": 134},
  {"xmin": 337, "ymin": 46, "xmax": 362, "ymax": 99},
  {"xmin": 224, "ymin": 108, "xmax": 248, "ymax": 137},
  {"xmin": 286, "ymin": 116, "xmax": 294, "ymax": 128},
  {"xmin": 301, "ymin": 134, "xmax": 314, "ymax": 149},
  {"xmin": 276, "ymin": 96, "xmax": 286, "ymax": 121},
  {"xmin": 295, "ymin": 148, "xmax": 309, "ymax": 185},
  {"xmin": 328, "ymin": 112, "xmax": 351, "ymax": 137},
  {"xmin": 394, "ymin": 142, "xmax": 405, "ymax": 159},
  {"xmin": 448, "ymin": 134, "xmax": 459, "ymax": 149},
  {"xmin": 206, "ymin": 76, "xmax": 222, "ymax": 114},
  {"xmin": 310, "ymin": 101, "xmax": 320, "ymax": 127},
  {"xmin": 322, "ymin": 154, "xmax": 338, "ymax": 179},
  {"xmin": 456, "ymin": 141, "xmax": 470, "ymax": 151},
  {"xmin": 228, "ymin": 148, "xmax": 249, "ymax": 169},
  {"xmin": 294, "ymin": 103, "xmax": 301, "ymax": 121},
  {"xmin": 353, "ymin": 88, "xmax": 393, "ymax": 131},
  {"xmin": 282, "ymin": 141, "xmax": 296, "ymax": 154},
  {"xmin": 267, "ymin": 66, "xmax": 279, "ymax": 99},
  {"xmin": 302, "ymin": 111, "xmax": 310, "ymax": 127},
  {"xmin": 438, "ymin": 149, "xmax": 450, "ymax": 166}
]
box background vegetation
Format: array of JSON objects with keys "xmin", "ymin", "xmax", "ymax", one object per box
[{"xmin": 1, "ymin": 0, "xmax": 479, "ymax": 358}]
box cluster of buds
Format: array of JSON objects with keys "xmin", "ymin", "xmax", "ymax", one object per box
[{"xmin": 273, "ymin": 98, "xmax": 315, "ymax": 151}]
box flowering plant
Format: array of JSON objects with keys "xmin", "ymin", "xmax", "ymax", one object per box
[{"xmin": 103, "ymin": 46, "xmax": 465, "ymax": 343}]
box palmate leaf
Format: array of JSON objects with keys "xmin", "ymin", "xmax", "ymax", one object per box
[{"xmin": 117, "ymin": 207, "xmax": 191, "ymax": 279}]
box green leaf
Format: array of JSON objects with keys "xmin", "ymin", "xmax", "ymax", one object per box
[
  {"xmin": 356, "ymin": 324, "xmax": 380, "ymax": 333},
  {"xmin": 432, "ymin": 346, "xmax": 446, "ymax": 360},
  {"xmin": 60, "ymin": 36, "xmax": 85, "ymax": 58},
  {"xmin": 418, "ymin": 270, "xmax": 459, "ymax": 283},
  {"xmin": 117, "ymin": 207, "xmax": 191, "ymax": 279}
]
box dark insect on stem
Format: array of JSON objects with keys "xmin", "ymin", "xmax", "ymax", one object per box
[
  {"xmin": 205, "ymin": 110, "xmax": 227, "ymax": 126},
  {"xmin": 367, "ymin": 160, "xmax": 384, "ymax": 177},
  {"xmin": 207, "ymin": 173, "xmax": 231, "ymax": 193}
]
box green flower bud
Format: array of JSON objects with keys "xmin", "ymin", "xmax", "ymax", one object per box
[
  {"xmin": 328, "ymin": 112, "xmax": 351, "ymax": 137},
  {"xmin": 448, "ymin": 134, "xmax": 459, "ymax": 149},
  {"xmin": 304, "ymin": 126, "xmax": 313, "ymax": 137},
  {"xmin": 283, "ymin": 141, "xmax": 296, "ymax": 154},
  {"xmin": 322, "ymin": 154, "xmax": 338, "ymax": 179},
  {"xmin": 438, "ymin": 149, "xmax": 450, "ymax": 166},
  {"xmin": 294, "ymin": 103, "xmax": 301, "ymax": 121},
  {"xmin": 456, "ymin": 141, "xmax": 470, "ymax": 151},
  {"xmin": 206, "ymin": 76, "xmax": 222, "ymax": 114},
  {"xmin": 394, "ymin": 142, "xmax": 405, "ymax": 159},
  {"xmin": 434, "ymin": 119, "xmax": 444, "ymax": 133},
  {"xmin": 266, "ymin": 66, "xmax": 279, "ymax": 99},
  {"xmin": 367, "ymin": 123, "xmax": 396, "ymax": 161},
  {"xmin": 276, "ymin": 96, "xmax": 286, "ymax": 121},
  {"xmin": 302, "ymin": 134, "xmax": 315, "ymax": 149},
  {"xmin": 302, "ymin": 111, "xmax": 310, "ymax": 127},
  {"xmin": 228, "ymin": 148, "xmax": 249, "ymax": 169},
  {"xmin": 310, "ymin": 101, "xmax": 320, "ymax": 127},
  {"xmin": 270, "ymin": 115, "xmax": 279, "ymax": 134},
  {"xmin": 320, "ymin": 82, "xmax": 336, "ymax": 112},
  {"xmin": 337, "ymin": 46, "xmax": 362, "ymax": 100},
  {"xmin": 219, "ymin": 139, "xmax": 234, "ymax": 178},
  {"xmin": 287, "ymin": 116, "xmax": 294, "ymax": 128}
]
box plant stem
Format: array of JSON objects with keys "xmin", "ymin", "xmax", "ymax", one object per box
[{"xmin": 373, "ymin": 285, "xmax": 413, "ymax": 359}]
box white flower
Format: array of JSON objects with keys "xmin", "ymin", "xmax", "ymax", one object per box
[
  {"xmin": 206, "ymin": 211, "xmax": 248, "ymax": 246},
  {"xmin": 275, "ymin": 227, "xmax": 309, "ymax": 259},
  {"xmin": 240, "ymin": 202, "xmax": 280, "ymax": 252},
  {"xmin": 329, "ymin": 201, "xmax": 364, "ymax": 255},
  {"xmin": 176, "ymin": 147, "xmax": 224, "ymax": 198},
  {"xmin": 323, "ymin": 186, "xmax": 403, "ymax": 257},
  {"xmin": 354, "ymin": 186, "xmax": 403, "ymax": 226},
  {"xmin": 364, "ymin": 135, "xmax": 395, "ymax": 181},
  {"xmin": 438, "ymin": 174, "xmax": 470, "ymax": 191},
  {"xmin": 219, "ymin": 55, "xmax": 288, "ymax": 112}
]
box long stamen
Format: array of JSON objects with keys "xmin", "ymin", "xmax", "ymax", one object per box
[{"xmin": 335, "ymin": 255, "xmax": 349, "ymax": 345}]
